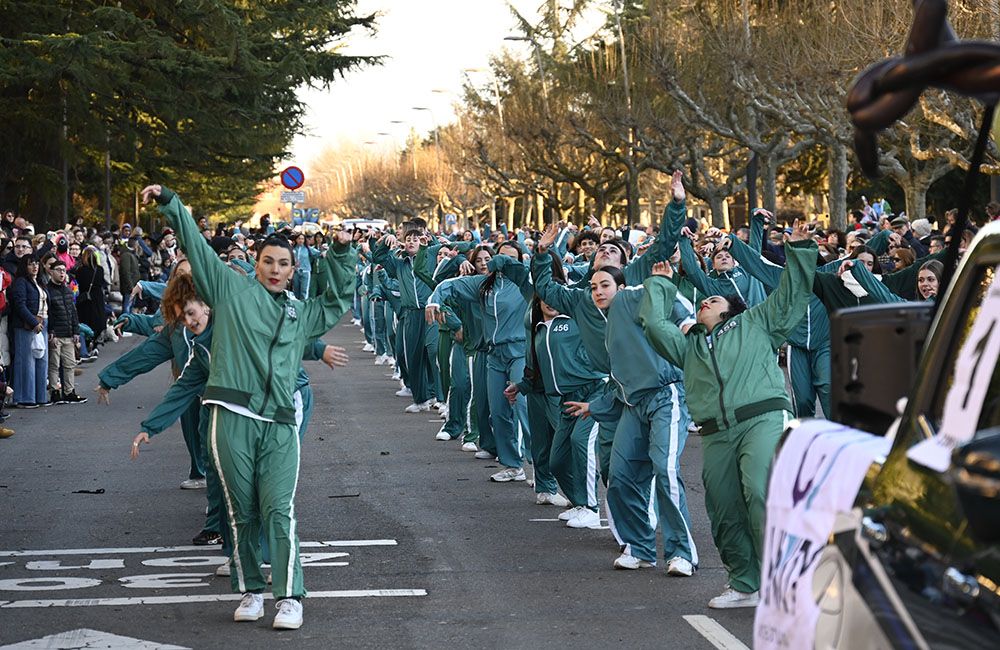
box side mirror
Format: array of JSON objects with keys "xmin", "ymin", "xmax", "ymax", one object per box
[
  {"xmin": 950, "ymin": 431, "xmax": 1000, "ymax": 544},
  {"xmin": 829, "ymin": 302, "xmax": 933, "ymax": 433}
]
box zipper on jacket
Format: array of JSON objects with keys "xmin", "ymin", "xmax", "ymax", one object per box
[
  {"xmin": 260, "ymin": 308, "xmax": 288, "ymax": 413},
  {"xmin": 706, "ymin": 333, "xmax": 730, "ymax": 429},
  {"xmin": 491, "ymin": 277, "xmax": 502, "ymax": 344},
  {"xmin": 544, "ymin": 321, "xmax": 561, "ymax": 395}
]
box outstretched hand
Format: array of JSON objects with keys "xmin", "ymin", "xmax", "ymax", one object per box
[
  {"xmin": 130, "ymin": 432, "xmax": 150, "ymax": 460},
  {"xmin": 837, "ymin": 260, "xmax": 855, "ymax": 277},
  {"xmin": 96, "ymin": 385, "xmax": 111, "ymax": 405},
  {"xmin": 787, "ymin": 219, "xmax": 810, "ymax": 243},
  {"xmin": 536, "ymin": 222, "xmax": 559, "ymax": 253},
  {"xmin": 651, "ymin": 261, "xmax": 674, "ymax": 279},
  {"xmin": 321, "ymin": 345, "xmax": 349, "ymax": 370},
  {"xmin": 140, "ymin": 185, "xmax": 162, "ymax": 205},
  {"xmin": 671, "ymin": 170, "xmax": 685, "ymax": 202}
]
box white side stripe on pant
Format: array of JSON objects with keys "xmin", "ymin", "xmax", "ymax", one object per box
[
  {"xmin": 209, "ymin": 406, "xmax": 246, "ymax": 593},
  {"xmin": 667, "ymin": 383, "xmax": 698, "ymax": 566},
  {"xmin": 286, "ymin": 420, "xmax": 302, "ymax": 598},
  {"xmin": 585, "ymin": 421, "xmax": 599, "ymax": 508}
]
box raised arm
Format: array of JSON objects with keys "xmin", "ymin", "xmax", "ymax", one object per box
[
  {"xmin": 145, "ymin": 186, "xmax": 239, "ymax": 307},
  {"xmin": 847, "ymin": 261, "xmax": 905, "ymax": 304},
  {"xmin": 530, "ymin": 251, "xmax": 584, "ymax": 316},
  {"xmin": 745, "ymin": 226, "xmax": 818, "ymax": 348},
  {"xmin": 677, "ymin": 236, "xmax": 716, "ymax": 296},
  {"xmin": 626, "ymin": 170, "xmax": 686, "ymax": 280},
  {"xmin": 302, "ymin": 234, "xmax": 358, "ymax": 339},
  {"xmin": 639, "ymin": 266, "xmax": 689, "ymax": 367},
  {"xmin": 487, "ymin": 254, "xmax": 533, "ymax": 300},
  {"xmin": 725, "ymin": 234, "xmax": 783, "ymax": 292},
  {"xmin": 749, "ymin": 209, "xmax": 766, "ymax": 253}
]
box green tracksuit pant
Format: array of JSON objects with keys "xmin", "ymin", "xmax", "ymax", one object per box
[
  {"xmin": 217, "ymin": 387, "xmax": 312, "ymax": 564},
  {"xmin": 486, "ymin": 342, "xmax": 530, "ymax": 469},
  {"xmin": 209, "ymin": 405, "xmax": 305, "ymax": 599},
  {"xmin": 373, "ymin": 300, "xmax": 388, "ymax": 356},
  {"xmin": 786, "ymin": 344, "xmax": 831, "ymax": 418},
  {"xmin": 471, "ymin": 351, "xmax": 493, "ymax": 453},
  {"xmin": 524, "ymin": 392, "xmax": 559, "ymax": 495},
  {"xmin": 385, "ymin": 303, "xmax": 397, "ymax": 359},
  {"xmin": 437, "ymin": 333, "xmax": 452, "ymax": 397},
  {"xmin": 701, "ymin": 409, "xmax": 788, "ymax": 594},
  {"xmin": 361, "ymin": 295, "xmax": 373, "ymax": 345},
  {"xmin": 550, "ymin": 383, "xmax": 603, "ymax": 509},
  {"xmin": 181, "ymin": 401, "xmax": 205, "ymax": 480},
  {"xmin": 596, "ymin": 381, "xmax": 619, "ymax": 486},
  {"xmin": 606, "ymin": 383, "xmax": 697, "ymax": 565},
  {"xmin": 400, "ymin": 308, "xmax": 442, "ymax": 403},
  {"xmin": 439, "ymin": 346, "xmax": 476, "ymax": 443}
]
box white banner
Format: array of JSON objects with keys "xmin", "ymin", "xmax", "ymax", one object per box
[{"xmin": 754, "ymin": 419, "xmax": 890, "ymax": 650}]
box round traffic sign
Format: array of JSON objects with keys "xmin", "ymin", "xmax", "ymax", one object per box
[{"xmin": 280, "ymin": 166, "xmax": 305, "ymax": 190}]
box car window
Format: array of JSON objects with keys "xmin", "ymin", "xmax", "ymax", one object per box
[{"xmin": 929, "ymin": 265, "xmax": 1000, "ymax": 440}]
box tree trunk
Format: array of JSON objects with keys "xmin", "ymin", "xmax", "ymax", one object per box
[
  {"xmin": 901, "ymin": 176, "xmax": 930, "ymax": 221},
  {"xmin": 536, "ymin": 192, "xmax": 544, "ymax": 230},
  {"xmin": 505, "ymin": 197, "xmax": 516, "ymax": 231},
  {"xmin": 625, "ymin": 165, "xmax": 640, "ymax": 227},
  {"xmin": 760, "ymin": 157, "xmax": 778, "ymax": 214},
  {"xmin": 708, "ymin": 195, "xmax": 726, "ymax": 229},
  {"xmin": 827, "ymin": 143, "xmax": 849, "ymax": 230}
]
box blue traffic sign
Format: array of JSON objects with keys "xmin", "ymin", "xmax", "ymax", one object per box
[{"xmin": 280, "ymin": 166, "xmax": 305, "ymax": 190}]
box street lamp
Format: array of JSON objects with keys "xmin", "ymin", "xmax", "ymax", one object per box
[{"xmin": 463, "ymin": 67, "xmax": 504, "ymax": 131}]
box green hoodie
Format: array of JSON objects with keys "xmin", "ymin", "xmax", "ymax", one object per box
[
  {"xmin": 155, "ymin": 187, "xmax": 356, "ymax": 425},
  {"xmin": 640, "ymin": 240, "xmax": 818, "ymax": 429}
]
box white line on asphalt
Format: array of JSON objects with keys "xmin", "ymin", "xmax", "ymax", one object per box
[
  {"xmin": 0, "ymin": 540, "xmax": 397, "ymax": 558},
  {"xmin": 0, "ymin": 589, "xmax": 428, "ymax": 609},
  {"xmin": 682, "ymin": 615, "xmax": 750, "ymax": 650},
  {"xmin": 529, "ymin": 518, "xmax": 561, "ymax": 522},
  {"xmin": 0, "ymin": 628, "xmax": 190, "ymax": 650}
]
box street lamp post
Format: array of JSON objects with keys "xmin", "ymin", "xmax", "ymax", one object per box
[{"xmin": 614, "ymin": 2, "xmax": 639, "ymax": 227}]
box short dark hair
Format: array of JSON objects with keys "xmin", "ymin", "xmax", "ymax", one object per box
[
  {"xmin": 719, "ymin": 294, "xmax": 748, "ymax": 322},
  {"xmin": 258, "ymin": 235, "xmax": 293, "ymax": 258},
  {"xmin": 402, "ymin": 228, "xmax": 422, "ymax": 240},
  {"xmin": 572, "ymin": 230, "xmax": 600, "ymax": 253},
  {"xmin": 593, "ymin": 265, "xmax": 627, "ymax": 287}
]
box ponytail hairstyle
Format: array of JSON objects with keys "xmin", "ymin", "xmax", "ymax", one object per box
[
  {"xmin": 719, "ymin": 294, "xmax": 748, "ymax": 323},
  {"xmin": 479, "ymin": 241, "xmax": 526, "ymax": 303},
  {"xmin": 595, "ymin": 265, "xmax": 627, "ymax": 288}
]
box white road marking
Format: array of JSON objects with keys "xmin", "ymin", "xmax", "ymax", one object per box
[
  {"xmin": 0, "ymin": 628, "xmax": 188, "ymax": 649},
  {"xmin": 683, "ymin": 615, "xmax": 750, "ymax": 650},
  {"xmin": 0, "ymin": 540, "xmax": 396, "ymax": 558},
  {"xmin": 0, "ymin": 589, "xmax": 428, "ymax": 609}
]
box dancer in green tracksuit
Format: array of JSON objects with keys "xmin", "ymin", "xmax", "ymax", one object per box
[
  {"xmin": 507, "ymin": 255, "xmax": 603, "ymax": 518},
  {"xmin": 143, "ymin": 183, "xmax": 355, "ymax": 630},
  {"xmin": 640, "ymin": 224, "xmax": 817, "ymax": 609},
  {"xmin": 427, "ymin": 245, "xmax": 532, "ymax": 482},
  {"xmin": 532, "ymin": 171, "xmax": 688, "ymax": 494},
  {"xmin": 564, "ymin": 266, "xmax": 698, "ymax": 568},
  {"xmin": 370, "ymin": 231, "xmax": 444, "ymax": 411},
  {"xmin": 725, "ymin": 212, "xmax": 832, "ymax": 417}
]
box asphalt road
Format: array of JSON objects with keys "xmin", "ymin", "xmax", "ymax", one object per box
[{"xmin": 0, "ymin": 319, "xmax": 755, "ymax": 649}]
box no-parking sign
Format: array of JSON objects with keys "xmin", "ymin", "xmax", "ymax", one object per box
[{"xmin": 280, "ymin": 166, "xmax": 305, "ymax": 190}]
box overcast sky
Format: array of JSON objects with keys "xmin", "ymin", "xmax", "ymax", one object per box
[{"xmin": 289, "ymin": 1, "xmax": 606, "ymax": 173}]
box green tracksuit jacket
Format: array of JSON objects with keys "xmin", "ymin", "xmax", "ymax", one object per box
[
  {"xmin": 155, "ymin": 187, "xmax": 356, "ymax": 425},
  {"xmin": 640, "ymin": 240, "xmax": 818, "ymax": 430},
  {"xmin": 678, "ymin": 236, "xmax": 767, "ymax": 308}
]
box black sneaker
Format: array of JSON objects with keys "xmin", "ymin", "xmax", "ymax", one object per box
[
  {"xmin": 192, "ymin": 529, "xmax": 223, "ymax": 546},
  {"xmin": 62, "ymin": 392, "xmax": 88, "ymax": 404},
  {"xmin": 15, "ymin": 403, "xmax": 39, "ymax": 409},
  {"xmin": 51, "ymin": 390, "xmax": 68, "ymax": 405}
]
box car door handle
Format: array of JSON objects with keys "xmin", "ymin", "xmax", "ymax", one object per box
[{"xmin": 942, "ymin": 567, "xmax": 979, "ymax": 604}]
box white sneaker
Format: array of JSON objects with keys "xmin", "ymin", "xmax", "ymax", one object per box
[
  {"xmin": 391, "ymin": 369, "xmax": 401, "ymax": 381},
  {"xmin": 567, "ymin": 508, "xmax": 601, "ymax": 529},
  {"xmin": 708, "ymin": 588, "xmax": 760, "ymax": 609},
  {"xmin": 273, "ymin": 598, "xmax": 303, "ymax": 630},
  {"xmin": 179, "ymin": 478, "xmax": 207, "ymax": 490},
  {"xmin": 461, "ymin": 442, "xmax": 478, "ymax": 452},
  {"xmin": 474, "ymin": 450, "xmax": 493, "ymax": 460},
  {"xmin": 435, "ymin": 431, "xmax": 451, "ymax": 441},
  {"xmin": 395, "ymin": 387, "xmax": 412, "ymax": 398},
  {"xmin": 490, "ymin": 467, "xmax": 526, "ymax": 482},
  {"xmin": 666, "ymin": 556, "xmax": 695, "ymax": 577},
  {"xmin": 404, "ymin": 400, "xmax": 433, "ymax": 413},
  {"xmin": 536, "ymin": 492, "xmax": 571, "ymax": 507},
  {"xmin": 233, "ymin": 593, "xmax": 264, "ymax": 622},
  {"xmin": 613, "ymin": 553, "xmax": 654, "ymax": 570},
  {"xmin": 363, "ymin": 342, "xmax": 375, "ymax": 352},
  {"xmin": 374, "ymin": 354, "xmax": 386, "ymax": 365},
  {"xmin": 215, "ymin": 562, "xmax": 231, "ymax": 577},
  {"xmin": 559, "ymin": 506, "xmax": 583, "ymax": 521},
  {"xmin": 121, "ymin": 331, "xmax": 133, "ymax": 338},
  {"xmin": 688, "ymin": 422, "xmax": 702, "ymax": 434},
  {"xmin": 351, "ymin": 318, "xmax": 361, "ymax": 326}
]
